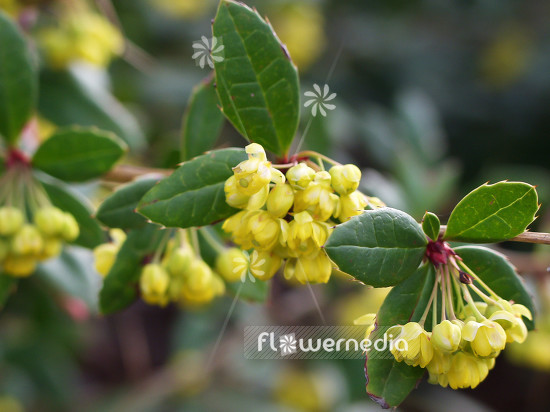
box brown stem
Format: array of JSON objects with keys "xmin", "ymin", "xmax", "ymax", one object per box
[
  {"xmin": 102, "ymin": 165, "xmax": 172, "ymax": 183},
  {"xmin": 439, "ymin": 225, "xmax": 550, "ymax": 246}
]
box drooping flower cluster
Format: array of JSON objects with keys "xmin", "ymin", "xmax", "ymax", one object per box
[
  {"xmin": 360, "ymin": 240, "xmax": 532, "ymax": 390},
  {"xmin": 0, "ymin": 205, "xmax": 79, "ymax": 277},
  {"xmin": 93, "ymin": 229, "xmax": 225, "ymax": 307},
  {"xmin": 221, "ymin": 143, "xmax": 369, "ymax": 284}
]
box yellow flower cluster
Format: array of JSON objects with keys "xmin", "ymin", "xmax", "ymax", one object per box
[
  {"xmin": 39, "ymin": 10, "xmax": 123, "ymax": 68},
  {"xmin": 221, "ymin": 143, "xmax": 367, "ymax": 285},
  {"xmin": 0, "ymin": 206, "xmax": 79, "ymax": 277},
  {"xmin": 94, "ymin": 230, "xmax": 225, "ymax": 307}
]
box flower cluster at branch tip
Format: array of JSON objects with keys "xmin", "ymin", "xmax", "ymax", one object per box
[
  {"xmin": 93, "ymin": 229, "xmax": 225, "ymax": 307},
  {"xmin": 359, "ymin": 239, "xmax": 533, "ymax": 390},
  {"xmin": 38, "ymin": 8, "xmax": 123, "ymax": 69},
  {"xmin": 0, "ymin": 205, "xmax": 79, "ymax": 277},
  {"xmin": 221, "ymin": 143, "xmax": 370, "ymax": 285}
]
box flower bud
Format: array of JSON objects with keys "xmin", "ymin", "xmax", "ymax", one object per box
[
  {"xmin": 329, "ymin": 164, "xmax": 361, "ymax": 195},
  {"xmin": 180, "ymin": 260, "xmax": 225, "ymax": 305},
  {"xmin": 2, "ymin": 255, "xmax": 37, "ymax": 277},
  {"xmin": 267, "ymin": 183, "xmax": 294, "ymax": 218},
  {"xmin": 293, "ymin": 172, "xmax": 338, "ymax": 221},
  {"xmin": 216, "ymin": 248, "xmax": 248, "ymax": 282},
  {"xmin": 93, "ymin": 243, "xmax": 118, "ymax": 277},
  {"xmin": 39, "ymin": 238, "xmax": 63, "ymax": 260},
  {"xmin": 140, "ymin": 263, "xmax": 170, "ymax": 306},
  {"xmin": 250, "ymin": 249, "xmax": 282, "ymax": 281},
  {"xmin": 0, "ymin": 207, "xmax": 24, "ymax": 236},
  {"xmin": 34, "ymin": 207, "xmax": 66, "ymax": 237},
  {"xmin": 432, "ymin": 320, "xmax": 462, "ymax": 353},
  {"xmin": 462, "ymin": 319, "xmax": 507, "ymax": 358},
  {"xmin": 247, "ymin": 211, "xmax": 288, "ymax": 251},
  {"xmin": 286, "ymin": 163, "xmax": 315, "ymax": 190},
  {"xmin": 165, "ymin": 246, "xmax": 194, "ymax": 278},
  {"xmin": 61, "ymin": 213, "xmax": 79, "ymax": 242},
  {"xmin": 11, "ymin": 225, "xmax": 44, "ymax": 256}
]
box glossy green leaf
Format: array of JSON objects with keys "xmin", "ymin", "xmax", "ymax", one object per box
[
  {"xmin": 213, "ymin": 0, "xmax": 300, "ymax": 156},
  {"xmin": 138, "ymin": 148, "xmax": 247, "ymax": 229},
  {"xmin": 99, "ymin": 225, "xmax": 164, "ymax": 314},
  {"xmin": 366, "ymin": 264, "xmax": 434, "ymax": 408},
  {"xmin": 38, "ymin": 69, "xmax": 145, "ymax": 151},
  {"xmin": 444, "ymin": 181, "xmax": 538, "ymax": 243},
  {"xmin": 182, "ymin": 75, "xmax": 225, "ymax": 161},
  {"xmin": 33, "ymin": 127, "xmax": 127, "ymax": 182},
  {"xmin": 422, "ymin": 211, "xmax": 440, "ymax": 241},
  {"xmin": 325, "ymin": 208, "xmax": 428, "ymax": 287},
  {"xmin": 40, "ymin": 177, "xmax": 104, "ymax": 249},
  {"xmin": 455, "ymin": 245, "xmax": 535, "ymax": 330},
  {"xmin": 0, "ymin": 12, "xmax": 37, "ymax": 144},
  {"xmin": 36, "ymin": 247, "xmax": 100, "ymax": 312},
  {"xmin": 0, "ymin": 274, "xmax": 16, "ymax": 309},
  {"xmin": 96, "ymin": 177, "xmax": 160, "ymax": 229}
]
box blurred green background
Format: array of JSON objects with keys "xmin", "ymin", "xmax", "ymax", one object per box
[{"xmin": 1, "ymin": 0, "xmax": 550, "ymax": 411}]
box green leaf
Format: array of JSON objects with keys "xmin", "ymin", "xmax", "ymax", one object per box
[
  {"xmin": 454, "ymin": 245, "xmax": 535, "ymax": 330},
  {"xmin": 422, "ymin": 211, "xmax": 440, "ymax": 241},
  {"xmin": 182, "ymin": 75, "xmax": 225, "ymax": 161},
  {"xmin": 138, "ymin": 148, "xmax": 247, "ymax": 229},
  {"xmin": 325, "ymin": 208, "xmax": 428, "ymax": 287},
  {"xmin": 0, "ymin": 274, "xmax": 17, "ymax": 309},
  {"xmin": 99, "ymin": 225, "xmax": 164, "ymax": 314},
  {"xmin": 96, "ymin": 177, "xmax": 160, "ymax": 230},
  {"xmin": 0, "ymin": 12, "xmax": 37, "ymax": 144},
  {"xmin": 40, "ymin": 177, "xmax": 105, "ymax": 249},
  {"xmin": 38, "ymin": 69, "xmax": 145, "ymax": 151},
  {"xmin": 213, "ymin": 0, "xmax": 300, "ymax": 156},
  {"xmin": 32, "ymin": 127, "xmax": 127, "ymax": 182},
  {"xmin": 366, "ymin": 264, "xmax": 434, "ymax": 408},
  {"xmin": 36, "ymin": 247, "xmax": 101, "ymax": 312},
  {"xmin": 444, "ymin": 181, "xmax": 538, "ymax": 243}
]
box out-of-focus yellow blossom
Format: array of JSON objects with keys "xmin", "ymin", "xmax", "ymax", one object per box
[
  {"xmin": 284, "ymin": 250, "xmax": 332, "ymax": 284},
  {"xmin": 273, "ymin": 368, "xmax": 324, "ymax": 412},
  {"xmin": 150, "ymin": 0, "xmax": 214, "ymax": 20},
  {"xmin": 215, "ymin": 247, "xmax": 248, "ymax": 282},
  {"xmin": 0, "ymin": 207, "xmax": 24, "ymax": 236},
  {"xmin": 0, "ymin": 0, "xmax": 20, "ymax": 17},
  {"xmin": 93, "ymin": 229, "xmax": 126, "ymax": 277},
  {"xmin": 0, "ymin": 395, "xmax": 23, "ymax": 412},
  {"xmin": 269, "ymin": 2, "xmax": 325, "ymax": 71},
  {"xmin": 180, "ymin": 259, "xmax": 225, "ymax": 306},
  {"xmin": 39, "ymin": 11, "xmax": 123, "ymax": 69},
  {"xmin": 140, "ymin": 263, "xmax": 170, "ymax": 306}
]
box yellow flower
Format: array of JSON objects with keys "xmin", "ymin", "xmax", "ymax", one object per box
[
  {"xmin": 427, "ymin": 348, "xmax": 452, "ymax": 380},
  {"xmin": 287, "ymin": 211, "xmax": 330, "ymax": 258},
  {"xmin": 431, "ymin": 320, "xmax": 462, "ymax": 354},
  {"xmin": 249, "ymin": 249, "xmax": 282, "ymax": 281},
  {"xmin": 445, "ymin": 352, "xmax": 494, "ymax": 389},
  {"xmin": 11, "ymin": 225, "xmax": 43, "ymax": 256},
  {"xmin": 462, "ymin": 319, "xmax": 507, "ymax": 358},
  {"xmin": 286, "ymin": 163, "xmax": 315, "ymax": 190},
  {"xmin": 334, "ymin": 191, "xmax": 367, "ymax": 222},
  {"xmin": 387, "ymin": 322, "xmax": 433, "ymax": 368},
  {"xmin": 489, "ymin": 310, "xmax": 528, "ymax": 343},
  {"xmin": 329, "ymin": 164, "xmax": 361, "ymax": 195},
  {"xmin": 164, "ymin": 244, "xmax": 194, "ymax": 278},
  {"xmin": 94, "ymin": 243, "xmax": 119, "ymax": 277},
  {"xmin": 215, "ymin": 247, "xmax": 248, "ymax": 282},
  {"xmin": 38, "ymin": 238, "xmax": 62, "ymax": 260},
  {"xmin": 140, "ymin": 263, "xmax": 170, "ymax": 306},
  {"xmin": 232, "ymin": 143, "xmax": 284, "ymax": 196},
  {"xmin": 354, "ymin": 313, "xmax": 377, "ymax": 340},
  {"xmin": 2, "ymin": 255, "xmax": 37, "ymax": 277},
  {"xmin": 246, "ymin": 210, "xmax": 289, "ymax": 251},
  {"xmin": 34, "ymin": 207, "xmax": 66, "ymax": 237},
  {"xmin": 267, "ymin": 183, "xmax": 294, "ymax": 218},
  {"xmin": 224, "ymin": 176, "xmax": 269, "ymax": 210},
  {"xmin": 61, "ymin": 212, "xmax": 79, "ymax": 242},
  {"xmin": 293, "ymin": 171, "xmax": 338, "ymax": 221},
  {"xmin": 151, "ymin": 0, "xmax": 213, "ymax": 19},
  {"xmin": 0, "ymin": 207, "xmax": 24, "ymax": 236},
  {"xmin": 221, "ymin": 210, "xmax": 254, "ymax": 249},
  {"xmin": 284, "ymin": 251, "xmax": 332, "ymax": 284}
]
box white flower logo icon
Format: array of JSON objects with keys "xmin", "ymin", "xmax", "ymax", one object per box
[
  {"xmin": 304, "ymin": 83, "xmax": 336, "ymax": 117},
  {"xmin": 279, "ymin": 334, "xmax": 297, "ymax": 356},
  {"xmin": 192, "ymin": 36, "xmax": 225, "ymax": 69},
  {"xmin": 232, "ymin": 252, "xmax": 255, "ymax": 283}
]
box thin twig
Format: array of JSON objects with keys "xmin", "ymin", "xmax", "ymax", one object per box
[
  {"xmin": 102, "ymin": 165, "xmax": 172, "ymax": 183},
  {"xmin": 438, "ymin": 225, "xmax": 550, "ymax": 246}
]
